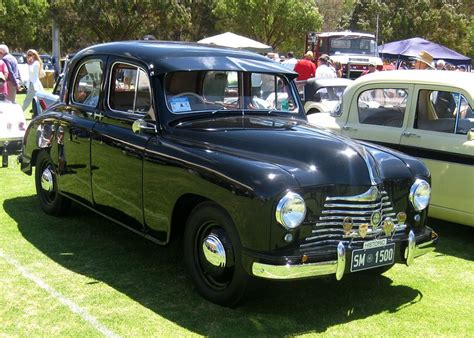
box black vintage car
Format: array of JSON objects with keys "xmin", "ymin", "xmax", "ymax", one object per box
[{"xmin": 20, "ymin": 41, "xmax": 438, "ymax": 306}]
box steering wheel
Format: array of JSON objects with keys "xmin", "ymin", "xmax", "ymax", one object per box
[{"xmin": 174, "ymin": 92, "xmax": 205, "ymax": 103}]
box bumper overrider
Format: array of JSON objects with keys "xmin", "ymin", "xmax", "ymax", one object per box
[{"xmin": 250, "ymin": 227, "xmax": 438, "ymax": 280}]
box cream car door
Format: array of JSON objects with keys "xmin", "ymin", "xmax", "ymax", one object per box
[
  {"xmin": 342, "ymin": 84, "xmax": 413, "ymax": 147},
  {"xmin": 399, "ymin": 85, "xmax": 474, "ymax": 225}
]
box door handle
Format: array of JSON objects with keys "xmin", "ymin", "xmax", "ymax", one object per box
[
  {"xmin": 342, "ymin": 125, "xmax": 358, "ymax": 131},
  {"xmin": 402, "ymin": 131, "xmax": 420, "ymax": 138}
]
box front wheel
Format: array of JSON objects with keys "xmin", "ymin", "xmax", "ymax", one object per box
[
  {"xmin": 184, "ymin": 202, "xmax": 248, "ymax": 306},
  {"xmin": 35, "ymin": 151, "xmax": 70, "ymax": 215}
]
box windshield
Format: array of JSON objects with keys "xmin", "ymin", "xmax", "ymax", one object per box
[
  {"xmin": 315, "ymin": 86, "xmax": 347, "ymax": 102},
  {"xmin": 165, "ymin": 70, "xmax": 299, "ymax": 115},
  {"xmin": 329, "ymin": 36, "xmax": 377, "ymax": 55}
]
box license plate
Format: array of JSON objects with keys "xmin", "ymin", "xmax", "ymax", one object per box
[{"xmin": 350, "ymin": 243, "xmax": 395, "ymax": 272}]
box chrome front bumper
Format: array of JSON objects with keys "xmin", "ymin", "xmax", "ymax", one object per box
[{"xmin": 252, "ymin": 230, "xmax": 438, "ymax": 280}]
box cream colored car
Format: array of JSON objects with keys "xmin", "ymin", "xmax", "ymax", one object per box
[{"xmin": 308, "ymin": 70, "xmax": 474, "ymax": 226}]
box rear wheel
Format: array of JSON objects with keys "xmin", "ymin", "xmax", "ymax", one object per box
[
  {"xmin": 35, "ymin": 151, "xmax": 70, "ymax": 215},
  {"xmin": 184, "ymin": 202, "xmax": 248, "ymax": 306}
]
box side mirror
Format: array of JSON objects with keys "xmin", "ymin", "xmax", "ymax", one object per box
[
  {"xmin": 132, "ymin": 119, "xmax": 157, "ymax": 134},
  {"xmin": 467, "ymin": 128, "xmax": 474, "ymax": 141}
]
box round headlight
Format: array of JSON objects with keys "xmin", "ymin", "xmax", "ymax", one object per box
[
  {"xmin": 409, "ymin": 179, "xmax": 431, "ymax": 211},
  {"xmin": 276, "ymin": 192, "xmax": 306, "ymax": 229}
]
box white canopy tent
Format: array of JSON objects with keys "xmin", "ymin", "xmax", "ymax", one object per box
[{"xmin": 198, "ymin": 32, "xmax": 272, "ymax": 53}]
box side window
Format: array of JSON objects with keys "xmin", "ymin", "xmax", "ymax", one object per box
[
  {"xmin": 357, "ymin": 88, "xmax": 407, "ymax": 127},
  {"xmin": 109, "ymin": 63, "xmax": 151, "ymax": 115},
  {"xmin": 416, "ymin": 90, "xmax": 473, "ymax": 134},
  {"xmin": 72, "ymin": 60, "xmax": 103, "ymax": 107},
  {"xmin": 251, "ymin": 73, "xmax": 296, "ymax": 111}
]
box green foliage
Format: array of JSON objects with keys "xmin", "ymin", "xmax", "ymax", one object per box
[
  {"xmin": 339, "ymin": 0, "xmax": 471, "ymax": 57},
  {"xmin": 213, "ymin": 0, "xmax": 323, "ymax": 55},
  {"xmin": 0, "ymin": 0, "xmax": 50, "ymax": 52}
]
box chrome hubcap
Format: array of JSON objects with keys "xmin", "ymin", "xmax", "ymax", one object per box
[
  {"xmin": 202, "ymin": 234, "xmax": 226, "ymax": 268},
  {"xmin": 41, "ymin": 167, "xmax": 54, "ymax": 192}
]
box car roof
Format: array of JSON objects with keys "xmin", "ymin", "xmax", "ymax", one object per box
[
  {"xmin": 318, "ymin": 32, "xmax": 375, "ymax": 38},
  {"xmin": 71, "ymin": 40, "xmax": 297, "ymax": 78},
  {"xmin": 306, "ymin": 78, "xmax": 353, "ymax": 87},
  {"xmin": 347, "ymin": 70, "xmax": 474, "ymax": 98}
]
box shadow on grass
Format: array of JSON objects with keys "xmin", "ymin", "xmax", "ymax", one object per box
[
  {"xmin": 5, "ymin": 195, "xmax": 426, "ymax": 335},
  {"xmin": 428, "ymin": 218, "xmax": 474, "ymax": 261}
]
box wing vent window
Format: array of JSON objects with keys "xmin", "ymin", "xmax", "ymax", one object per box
[
  {"xmin": 72, "ymin": 60, "xmax": 103, "ymax": 107},
  {"xmin": 109, "ymin": 63, "xmax": 151, "ymax": 115},
  {"xmin": 357, "ymin": 88, "xmax": 407, "ymax": 127}
]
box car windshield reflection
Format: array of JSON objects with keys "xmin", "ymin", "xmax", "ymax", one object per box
[{"xmin": 164, "ymin": 71, "xmax": 299, "ymax": 116}]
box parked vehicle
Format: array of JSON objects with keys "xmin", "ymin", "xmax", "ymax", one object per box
[
  {"xmin": 0, "ymin": 100, "xmax": 26, "ymax": 156},
  {"xmin": 296, "ymin": 78, "xmax": 352, "ymax": 114},
  {"xmin": 19, "ymin": 41, "xmax": 438, "ymax": 305},
  {"xmin": 305, "ymin": 31, "xmax": 383, "ymax": 79},
  {"xmin": 11, "ymin": 52, "xmax": 28, "ymax": 92},
  {"xmin": 308, "ymin": 70, "xmax": 474, "ymax": 226},
  {"xmin": 40, "ymin": 54, "xmax": 54, "ymax": 71}
]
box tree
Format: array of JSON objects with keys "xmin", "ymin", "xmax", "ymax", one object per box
[
  {"xmin": 214, "ymin": 0, "xmax": 323, "ymax": 55},
  {"xmin": 339, "ymin": 0, "xmax": 471, "ymax": 56},
  {"xmin": 50, "ymin": 0, "xmax": 192, "ymax": 52},
  {"xmin": 0, "ymin": 0, "xmax": 50, "ymax": 52}
]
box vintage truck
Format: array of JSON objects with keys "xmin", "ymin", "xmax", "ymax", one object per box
[{"xmin": 305, "ymin": 31, "xmax": 383, "ymax": 78}]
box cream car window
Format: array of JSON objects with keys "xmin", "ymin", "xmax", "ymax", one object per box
[
  {"xmin": 357, "ymin": 88, "xmax": 407, "ymax": 127},
  {"xmin": 415, "ymin": 90, "xmax": 473, "ymax": 135}
]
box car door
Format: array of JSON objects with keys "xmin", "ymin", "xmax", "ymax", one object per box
[
  {"xmin": 399, "ymin": 85, "xmax": 474, "ymax": 224},
  {"xmin": 57, "ymin": 57, "xmax": 106, "ymax": 206},
  {"xmin": 91, "ymin": 61, "xmax": 154, "ymax": 230},
  {"xmin": 341, "ymin": 83, "xmax": 414, "ymax": 148}
]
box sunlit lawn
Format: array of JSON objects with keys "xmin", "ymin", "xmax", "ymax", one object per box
[{"xmin": 0, "ymin": 158, "xmax": 473, "ymax": 336}]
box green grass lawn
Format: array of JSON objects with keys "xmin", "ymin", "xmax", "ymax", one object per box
[{"xmin": 0, "ymin": 160, "xmax": 473, "ymax": 336}]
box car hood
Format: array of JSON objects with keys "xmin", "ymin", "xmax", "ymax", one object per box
[{"xmin": 171, "ymin": 115, "xmax": 414, "ymax": 188}]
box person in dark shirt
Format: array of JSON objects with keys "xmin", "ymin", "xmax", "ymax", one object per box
[{"xmin": 0, "ymin": 44, "xmax": 21, "ymax": 103}]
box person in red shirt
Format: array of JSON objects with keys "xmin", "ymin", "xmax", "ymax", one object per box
[{"xmin": 294, "ymin": 51, "xmax": 316, "ymax": 81}]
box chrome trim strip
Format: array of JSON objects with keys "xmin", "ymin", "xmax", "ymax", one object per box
[
  {"xmin": 325, "ymin": 186, "xmax": 381, "ymax": 202},
  {"xmin": 324, "ymin": 201, "xmax": 390, "ymax": 209},
  {"xmin": 252, "ymin": 260, "xmax": 338, "ymax": 279},
  {"xmin": 322, "ymin": 207, "xmax": 391, "ymax": 215}
]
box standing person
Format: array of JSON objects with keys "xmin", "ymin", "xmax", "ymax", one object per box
[
  {"xmin": 0, "ymin": 44, "xmax": 20, "ymax": 102},
  {"xmin": 0, "ymin": 59, "xmax": 8, "ymax": 97},
  {"xmin": 361, "ymin": 62, "xmax": 378, "ymax": 76},
  {"xmin": 293, "ymin": 51, "xmax": 316, "ymax": 81},
  {"xmin": 435, "ymin": 59, "xmax": 446, "ymax": 70},
  {"xmin": 315, "ymin": 54, "xmax": 336, "ymax": 79},
  {"xmin": 413, "ymin": 51, "xmax": 434, "ymax": 70},
  {"xmin": 282, "ymin": 51, "xmax": 297, "ymax": 71},
  {"xmin": 22, "ymin": 49, "xmax": 45, "ymax": 112},
  {"xmin": 334, "ymin": 61, "xmax": 343, "ymax": 78}
]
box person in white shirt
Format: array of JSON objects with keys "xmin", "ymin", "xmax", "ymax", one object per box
[
  {"xmin": 22, "ymin": 49, "xmax": 45, "ymax": 112},
  {"xmin": 315, "ymin": 54, "xmax": 336, "ymax": 79},
  {"xmin": 282, "ymin": 52, "xmax": 297, "ymax": 71}
]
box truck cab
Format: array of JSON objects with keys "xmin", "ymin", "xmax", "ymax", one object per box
[{"xmin": 305, "ymin": 31, "xmax": 383, "ymax": 79}]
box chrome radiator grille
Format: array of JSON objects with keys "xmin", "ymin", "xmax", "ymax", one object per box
[{"xmin": 301, "ymin": 186, "xmax": 398, "ymax": 249}]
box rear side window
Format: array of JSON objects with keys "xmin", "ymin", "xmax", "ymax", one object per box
[
  {"xmin": 72, "ymin": 60, "xmax": 103, "ymax": 107},
  {"xmin": 357, "ymin": 88, "xmax": 408, "ymax": 127},
  {"xmin": 415, "ymin": 90, "xmax": 473, "ymax": 134},
  {"xmin": 109, "ymin": 63, "xmax": 151, "ymax": 115}
]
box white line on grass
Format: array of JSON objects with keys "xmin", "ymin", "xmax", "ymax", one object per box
[{"xmin": 0, "ymin": 249, "xmax": 120, "ymax": 338}]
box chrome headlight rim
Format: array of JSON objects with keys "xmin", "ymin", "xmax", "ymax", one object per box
[
  {"xmin": 409, "ymin": 178, "xmax": 431, "ymax": 211},
  {"xmin": 276, "ymin": 191, "xmax": 307, "ymax": 230}
]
